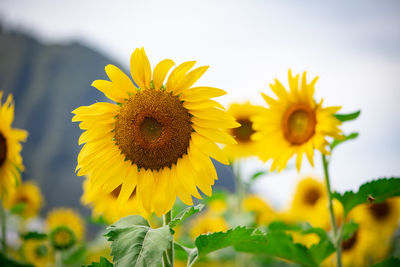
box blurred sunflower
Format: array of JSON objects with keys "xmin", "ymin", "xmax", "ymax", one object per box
[
  {"xmin": 290, "ymin": 177, "xmax": 342, "ymax": 229},
  {"xmin": 208, "ymin": 199, "xmax": 228, "ymax": 215},
  {"xmin": 81, "ymin": 176, "xmax": 146, "ymax": 223},
  {"xmin": 72, "ymin": 48, "xmax": 238, "ymax": 216},
  {"xmin": 22, "ymin": 239, "xmax": 53, "ymax": 267},
  {"xmin": 242, "ymin": 195, "xmax": 278, "ymax": 225},
  {"xmin": 252, "ymin": 70, "xmax": 342, "ymax": 171},
  {"xmin": 4, "ymin": 181, "xmax": 43, "ymax": 218},
  {"xmin": 323, "ymin": 220, "xmax": 389, "ymax": 267},
  {"xmin": 351, "ymin": 197, "xmax": 400, "ymax": 236},
  {"xmin": 224, "ymin": 102, "xmax": 265, "ymax": 160},
  {"xmin": 86, "ymin": 245, "xmax": 112, "ymax": 265},
  {"xmin": 46, "ymin": 208, "xmax": 85, "ymax": 250},
  {"xmin": 0, "ymin": 92, "xmax": 28, "ymax": 197},
  {"xmin": 189, "ymin": 212, "xmax": 229, "ymax": 239}
]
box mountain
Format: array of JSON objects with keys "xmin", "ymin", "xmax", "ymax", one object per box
[{"xmin": 0, "ymin": 28, "xmax": 234, "ymax": 219}]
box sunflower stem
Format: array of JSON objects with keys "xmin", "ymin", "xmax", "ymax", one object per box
[
  {"xmin": 55, "ymin": 250, "xmax": 63, "ymax": 267},
  {"xmin": 0, "ymin": 199, "xmax": 6, "ymax": 253},
  {"xmin": 162, "ymin": 210, "xmax": 174, "ymax": 267},
  {"xmin": 321, "ymin": 154, "xmax": 342, "ymax": 267}
]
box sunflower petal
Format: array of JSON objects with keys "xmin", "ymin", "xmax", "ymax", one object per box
[{"xmin": 153, "ymin": 59, "xmax": 175, "ymax": 89}]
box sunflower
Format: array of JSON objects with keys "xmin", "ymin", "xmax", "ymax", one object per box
[
  {"xmin": 46, "ymin": 208, "xmax": 85, "ymax": 249},
  {"xmin": 22, "ymin": 239, "xmax": 53, "ymax": 267},
  {"xmin": 189, "ymin": 212, "xmax": 229, "ymax": 239},
  {"xmin": 252, "ymin": 70, "xmax": 342, "ymax": 171},
  {"xmin": 0, "ymin": 92, "xmax": 28, "ymax": 197},
  {"xmin": 242, "ymin": 195, "xmax": 278, "ymax": 225},
  {"xmin": 351, "ymin": 197, "xmax": 400, "ymax": 237},
  {"xmin": 289, "ymin": 177, "xmax": 342, "ymax": 230},
  {"xmin": 81, "ymin": 175, "xmax": 146, "ymax": 224},
  {"xmin": 72, "ymin": 48, "xmax": 238, "ymax": 216},
  {"xmin": 322, "ymin": 219, "xmax": 390, "ymax": 267},
  {"xmin": 4, "ymin": 181, "xmax": 43, "ymax": 218},
  {"xmin": 224, "ymin": 102, "xmax": 265, "ymax": 160}
]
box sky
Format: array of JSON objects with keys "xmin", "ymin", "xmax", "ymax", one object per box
[{"xmin": 1, "ymin": 0, "xmax": 399, "ymax": 209}]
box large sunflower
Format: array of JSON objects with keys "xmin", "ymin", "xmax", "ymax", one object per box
[
  {"xmin": 224, "ymin": 102, "xmax": 265, "ymax": 160},
  {"xmin": 0, "ymin": 92, "xmax": 28, "ymax": 197},
  {"xmin": 72, "ymin": 48, "xmax": 238, "ymax": 216},
  {"xmin": 252, "ymin": 70, "xmax": 342, "ymax": 171},
  {"xmin": 4, "ymin": 181, "xmax": 43, "ymax": 218},
  {"xmin": 81, "ymin": 175, "xmax": 146, "ymax": 223}
]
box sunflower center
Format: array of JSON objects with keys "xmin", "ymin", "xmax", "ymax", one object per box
[
  {"xmin": 304, "ymin": 187, "xmax": 321, "ymax": 206},
  {"xmin": 0, "ymin": 132, "xmax": 7, "ymax": 166},
  {"xmin": 35, "ymin": 244, "xmax": 48, "ymax": 257},
  {"xmin": 282, "ymin": 104, "xmax": 316, "ymax": 145},
  {"xmin": 50, "ymin": 226, "xmax": 76, "ymax": 250},
  {"xmin": 115, "ymin": 89, "xmax": 192, "ymax": 170},
  {"xmin": 232, "ymin": 119, "xmax": 254, "ymax": 142},
  {"xmin": 368, "ymin": 202, "xmax": 390, "ymax": 221},
  {"xmin": 341, "ymin": 230, "xmax": 358, "ymax": 251}
]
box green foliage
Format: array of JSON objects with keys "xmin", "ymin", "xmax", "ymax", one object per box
[
  {"xmin": 105, "ymin": 215, "xmax": 172, "ymax": 267},
  {"xmin": 10, "ymin": 203, "xmax": 26, "ymax": 215},
  {"xmin": 0, "ymin": 252, "xmax": 33, "ymax": 267},
  {"xmin": 342, "ymin": 220, "xmax": 358, "ymax": 241},
  {"xmin": 169, "ymin": 204, "xmax": 204, "ymax": 228},
  {"xmin": 62, "ymin": 244, "xmax": 87, "ymax": 265},
  {"xmin": 332, "ymin": 177, "xmax": 400, "ymax": 216},
  {"xmin": 334, "ymin": 110, "xmax": 360, "ymax": 122},
  {"xmin": 330, "ymin": 132, "xmax": 359, "ymax": 151},
  {"xmin": 250, "ymin": 170, "xmax": 268, "ymax": 181},
  {"xmin": 371, "ymin": 257, "xmax": 400, "ymax": 267},
  {"xmin": 85, "ymin": 256, "xmax": 114, "ymax": 267},
  {"xmin": 20, "ymin": 231, "xmax": 47, "ymax": 241}
]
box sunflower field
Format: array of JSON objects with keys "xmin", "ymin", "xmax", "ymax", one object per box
[{"xmin": 0, "ymin": 45, "xmax": 399, "ymax": 267}]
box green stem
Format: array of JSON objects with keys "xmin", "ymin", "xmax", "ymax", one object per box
[
  {"xmin": 322, "ymin": 154, "xmax": 342, "ymax": 267},
  {"xmin": 55, "ymin": 251, "xmax": 63, "ymax": 267},
  {"xmin": 162, "ymin": 210, "xmax": 174, "ymax": 267},
  {"xmin": 0, "ymin": 199, "xmax": 6, "ymax": 253}
]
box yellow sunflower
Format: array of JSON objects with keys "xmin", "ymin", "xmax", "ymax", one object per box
[
  {"xmin": 22, "ymin": 239, "xmax": 53, "ymax": 267},
  {"xmin": 289, "ymin": 177, "xmax": 342, "ymax": 230},
  {"xmin": 189, "ymin": 212, "xmax": 229, "ymax": 239},
  {"xmin": 351, "ymin": 197, "xmax": 400, "ymax": 237},
  {"xmin": 4, "ymin": 181, "xmax": 43, "ymax": 218},
  {"xmin": 0, "ymin": 92, "xmax": 28, "ymax": 197},
  {"xmin": 72, "ymin": 48, "xmax": 238, "ymax": 216},
  {"xmin": 252, "ymin": 70, "xmax": 342, "ymax": 171},
  {"xmin": 242, "ymin": 195, "xmax": 278, "ymax": 225},
  {"xmin": 46, "ymin": 208, "xmax": 85, "ymax": 249},
  {"xmin": 81, "ymin": 175, "xmax": 146, "ymax": 223},
  {"xmin": 224, "ymin": 102, "xmax": 265, "ymax": 160}
]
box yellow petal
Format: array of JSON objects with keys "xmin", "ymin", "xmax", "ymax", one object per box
[
  {"xmin": 176, "ymin": 156, "xmax": 202, "ymax": 199},
  {"xmin": 183, "ymin": 99, "xmax": 225, "ymax": 110},
  {"xmin": 91, "ymin": 80, "xmax": 126, "ymax": 103},
  {"xmin": 153, "ymin": 59, "xmax": 175, "ymax": 89},
  {"xmin": 138, "ymin": 169, "xmax": 156, "ymax": 213},
  {"xmin": 130, "ymin": 48, "xmax": 152, "ymax": 89},
  {"xmin": 105, "ymin": 64, "xmax": 137, "ymax": 93},
  {"xmin": 180, "ymin": 87, "xmax": 227, "ymax": 102},
  {"xmin": 192, "ymin": 125, "xmax": 236, "ymax": 145},
  {"xmin": 191, "ymin": 133, "xmax": 229, "ymax": 165},
  {"xmin": 173, "ymin": 66, "xmax": 209, "ymax": 95},
  {"xmin": 192, "ymin": 117, "xmax": 240, "ymax": 129}
]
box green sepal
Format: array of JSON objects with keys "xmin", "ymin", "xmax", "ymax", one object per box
[{"xmin": 334, "ymin": 110, "xmax": 360, "ymax": 122}]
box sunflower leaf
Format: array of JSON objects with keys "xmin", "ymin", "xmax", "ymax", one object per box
[
  {"xmin": 332, "ymin": 177, "xmax": 400, "ymax": 216},
  {"xmin": 20, "ymin": 231, "xmax": 47, "ymax": 241},
  {"xmin": 85, "ymin": 256, "xmax": 113, "ymax": 267},
  {"xmin": 105, "ymin": 215, "xmax": 173, "ymax": 267},
  {"xmin": 342, "ymin": 220, "xmax": 359, "ymax": 241},
  {"xmin": 169, "ymin": 204, "xmax": 205, "ymax": 228},
  {"xmin": 250, "ymin": 170, "xmax": 268, "ymax": 181},
  {"xmin": 330, "ymin": 132, "xmax": 359, "ymax": 151},
  {"xmin": 371, "ymin": 257, "xmax": 400, "ymax": 267},
  {"xmin": 334, "ymin": 110, "xmax": 360, "ymax": 122}
]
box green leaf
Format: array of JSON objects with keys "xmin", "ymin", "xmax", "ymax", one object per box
[
  {"xmin": 10, "ymin": 203, "xmax": 26, "ymax": 215},
  {"xmin": 20, "ymin": 231, "xmax": 47, "ymax": 241},
  {"xmin": 332, "ymin": 177, "xmax": 400, "ymax": 216},
  {"xmin": 250, "ymin": 170, "xmax": 268, "ymax": 181},
  {"xmin": 105, "ymin": 215, "xmax": 173, "ymax": 267},
  {"xmin": 0, "ymin": 252, "xmax": 34, "ymax": 267},
  {"xmin": 267, "ymin": 221, "xmax": 335, "ymax": 264},
  {"xmin": 85, "ymin": 256, "xmax": 113, "ymax": 267},
  {"xmin": 330, "ymin": 132, "xmax": 359, "ymax": 150},
  {"xmin": 371, "ymin": 257, "xmax": 400, "ymax": 267},
  {"xmin": 62, "ymin": 244, "xmax": 87, "ymax": 264},
  {"xmin": 169, "ymin": 204, "xmax": 204, "ymax": 228},
  {"xmin": 235, "ymin": 231, "xmax": 318, "ymax": 267},
  {"xmin": 334, "ymin": 110, "xmax": 360, "ymax": 122},
  {"xmin": 342, "ymin": 220, "xmax": 358, "ymax": 241},
  {"xmin": 174, "ymin": 243, "xmax": 198, "ymax": 267}
]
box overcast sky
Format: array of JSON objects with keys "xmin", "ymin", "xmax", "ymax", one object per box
[{"xmin": 1, "ymin": 0, "xmax": 399, "ymax": 208}]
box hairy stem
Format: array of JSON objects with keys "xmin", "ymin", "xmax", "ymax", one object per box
[
  {"xmin": 322, "ymin": 154, "xmax": 342, "ymax": 267},
  {"xmin": 162, "ymin": 210, "xmax": 174, "ymax": 267}
]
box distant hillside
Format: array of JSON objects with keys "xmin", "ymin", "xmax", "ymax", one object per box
[{"xmin": 0, "ymin": 28, "xmax": 234, "ymax": 218}]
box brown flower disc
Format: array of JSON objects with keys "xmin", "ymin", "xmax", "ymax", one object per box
[
  {"xmin": 115, "ymin": 89, "xmax": 192, "ymax": 170},
  {"xmin": 232, "ymin": 118, "xmax": 255, "ymax": 143},
  {"xmin": 0, "ymin": 132, "xmax": 7, "ymax": 166},
  {"xmin": 282, "ymin": 103, "xmax": 316, "ymax": 145}
]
